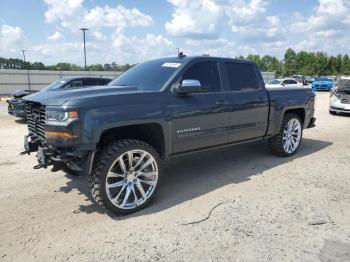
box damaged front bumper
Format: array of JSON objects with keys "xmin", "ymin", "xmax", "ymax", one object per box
[{"xmin": 22, "ymin": 135, "xmax": 95, "ymax": 174}]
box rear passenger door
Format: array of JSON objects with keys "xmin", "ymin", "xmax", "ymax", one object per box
[{"xmin": 221, "ymin": 61, "xmax": 269, "ymax": 142}]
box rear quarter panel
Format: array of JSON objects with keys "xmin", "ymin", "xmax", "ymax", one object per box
[{"xmin": 266, "ymin": 87, "xmax": 315, "ymax": 136}]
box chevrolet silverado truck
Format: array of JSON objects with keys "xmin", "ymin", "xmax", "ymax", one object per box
[{"xmin": 22, "ymin": 56, "xmax": 316, "ymax": 215}]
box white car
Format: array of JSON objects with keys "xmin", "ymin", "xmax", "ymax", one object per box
[
  {"xmin": 266, "ymin": 78, "xmax": 302, "ymax": 88},
  {"xmin": 329, "ymin": 76, "xmax": 350, "ymax": 115}
]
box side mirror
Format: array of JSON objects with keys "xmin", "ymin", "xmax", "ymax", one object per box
[
  {"xmin": 281, "ymin": 82, "xmax": 285, "ymax": 86},
  {"xmin": 173, "ymin": 79, "xmax": 202, "ymax": 95}
]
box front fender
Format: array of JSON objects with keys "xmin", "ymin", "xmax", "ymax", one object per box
[{"xmin": 80, "ymin": 104, "xmax": 172, "ymax": 156}]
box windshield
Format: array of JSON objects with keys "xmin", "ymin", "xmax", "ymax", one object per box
[
  {"xmin": 337, "ymin": 79, "xmax": 350, "ymax": 90},
  {"xmin": 316, "ymin": 77, "xmax": 332, "ymax": 82},
  {"xmin": 41, "ymin": 79, "xmax": 67, "ymax": 91},
  {"xmin": 109, "ymin": 60, "xmax": 182, "ymax": 91},
  {"xmin": 268, "ymin": 79, "xmax": 282, "ymax": 84}
]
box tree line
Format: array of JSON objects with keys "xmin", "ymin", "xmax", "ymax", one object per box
[
  {"xmin": 236, "ymin": 48, "xmax": 350, "ymax": 76},
  {"xmin": 0, "ymin": 57, "xmax": 134, "ymax": 72},
  {"xmin": 1, "ymin": 48, "xmax": 350, "ymax": 76}
]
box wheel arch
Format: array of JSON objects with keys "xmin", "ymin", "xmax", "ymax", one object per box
[
  {"xmin": 98, "ymin": 123, "xmax": 166, "ymax": 160},
  {"xmin": 283, "ymin": 108, "xmax": 305, "ymax": 125}
]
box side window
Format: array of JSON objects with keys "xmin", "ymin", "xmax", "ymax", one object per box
[
  {"xmin": 97, "ymin": 79, "xmax": 110, "ymax": 85},
  {"xmin": 284, "ymin": 80, "xmax": 295, "ymax": 85},
  {"xmin": 225, "ymin": 62, "xmax": 259, "ymax": 91},
  {"xmin": 82, "ymin": 79, "xmax": 98, "ymax": 86},
  {"xmin": 182, "ymin": 61, "xmax": 221, "ymax": 92},
  {"xmin": 68, "ymin": 80, "xmax": 83, "ymax": 88}
]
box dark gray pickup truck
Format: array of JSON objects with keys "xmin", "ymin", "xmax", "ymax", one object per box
[{"xmin": 22, "ymin": 56, "xmax": 316, "ymax": 215}]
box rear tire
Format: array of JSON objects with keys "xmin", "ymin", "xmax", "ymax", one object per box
[
  {"xmin": 268, "ymin": 114, "xmax": 303, "ymax": 157},
  {"xmin": 89, "ymin": 139, "xmax": 161, "ymax": 215}
]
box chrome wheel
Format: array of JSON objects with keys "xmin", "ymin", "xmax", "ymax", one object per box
[
  {"xmin": 105, "ymin": 149, "xmax": 158, "ymax": 210},
  {"xmin": 282, "ymin": 118, "xmax": 301, "ymax": 154}
]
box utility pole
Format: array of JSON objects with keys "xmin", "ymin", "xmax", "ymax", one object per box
[
  {"xmin": 79, "ymin": 28, "xmax": 89, "ymax": 70},
  {"xmin": 20, "ymin": 49, "xmax": 31, "ymax": 90}
]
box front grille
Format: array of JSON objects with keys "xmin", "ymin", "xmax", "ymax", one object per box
[{"xmin": 26, "ymin": 103, "xmax": 46, "ymax": 140}]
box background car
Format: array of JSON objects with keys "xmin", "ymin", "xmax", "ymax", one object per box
[
  {"xmin": 311, "ymin": 76, "xmax": 335, "ymax": 91},
  {"xmin": 304, "ymin": 76, "xmax": 315, "ymax": 84},
  {"xmin": 329, "ymin": 76, "xmax": 350, "ymax": 115},
  {"xmin": 265, "ymin": 78, "xmax": 302, "ymax": 88},
  {"xmin": 291, "ymin": 75, "xmax": 308, "ymax": 85},
  {"xmin": 8, "ymin": 76, "xmax": 112, "ymax": 118}
]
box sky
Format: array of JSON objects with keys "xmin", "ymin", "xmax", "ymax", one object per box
[{"xmin": 0, "ymin": 0, "xmax": 349, "ymax": 66}]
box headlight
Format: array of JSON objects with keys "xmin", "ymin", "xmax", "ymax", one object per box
[
  {"xmin": 46, "ymin": 110, "xmax": 78, "ymax": 125},
  {"xmin": 331, "ymin": 95, "xmax": 339, "ymax": 102}
]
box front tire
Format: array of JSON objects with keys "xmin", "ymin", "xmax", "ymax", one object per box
[
  {"xmin": 268, "ymin": 114, "xmax": 303, "ymax": 157},
  {"xmin": 90, "ymin": 139, "xmax": 161, "ymax": 215}
]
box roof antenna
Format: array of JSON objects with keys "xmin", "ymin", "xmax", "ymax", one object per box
[{"xmin": 177, "ymin": 48, "xmax": 185, "ymax": 58}]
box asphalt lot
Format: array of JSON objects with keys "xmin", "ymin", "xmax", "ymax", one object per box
[{"xmin": 0, "ymin": 92, "xmax": 349, "ymax": 261}]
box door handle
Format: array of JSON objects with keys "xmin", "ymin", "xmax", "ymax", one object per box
[{"xmin": 216, "ymin": 100, "xmax": 228, "ymax": 106}]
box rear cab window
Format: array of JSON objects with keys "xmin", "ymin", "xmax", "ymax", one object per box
[
  {"xmin": 225, "ymin": 62, "xmax": 259, "ymax": 92},
  {"xmin": 82, "ymin": 79, "xmax": 98, "ymax": 86},
  {"xmin": 97, "ymin": 79, "xmax": 111, "ymax": 85}
]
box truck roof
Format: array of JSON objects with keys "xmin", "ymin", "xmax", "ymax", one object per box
[
  {"xmin": 60, "ymin": 76, "xmax": 113, "ymax": 81},
  {"xmin": 151, "ymin": 55, "xmax": 255, "ymax": 64}
]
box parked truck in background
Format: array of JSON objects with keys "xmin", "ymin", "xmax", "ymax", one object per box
[{"xmin": 22, "ymin": 55, "xmax": 316, "ymax": 215}]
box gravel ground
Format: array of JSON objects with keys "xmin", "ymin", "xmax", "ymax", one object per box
[{"xmin": 0, "ymin": 92, "xmax": 349, "ymax": 262}]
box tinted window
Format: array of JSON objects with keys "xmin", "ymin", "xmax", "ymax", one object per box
[
  {"xmin": 316, "ymin": 77, "xmax": 332, "ymax": 82},
  {"xmin": 109, "ymin": 59, "xmax": 182, "ymax": 91},
  {"xmin": 97, "ymin": 79, "xmax": 111, "ymax": 85},
  {"xmin": 225, "ymin": 62, "xmax": 259, "ymax": 91},
  {"xmin": 269, "ymin": 79, "xmax": 282, "ymax": 84},
  {"xmin": 82, "ymin": 79, "xmax": 98, "ymax": 86},
  {"xmin": 41, "ymin": 79, "xmax": 67, "ymax": 91},
  {"xmin": 284, "ymin": 80, "xmax": 297, "ymax": 85},
  {"xmin": 68, "ymin": 80, "xmax": 83, "ymax": 88},
  {"xmin": 182, "ymin": 61, "xmax": 221, "ymax": 92}
]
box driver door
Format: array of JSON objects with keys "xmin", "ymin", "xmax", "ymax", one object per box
[{"xmin": 169, "ymin": 61, "xmax": 230, "ymax": 154}]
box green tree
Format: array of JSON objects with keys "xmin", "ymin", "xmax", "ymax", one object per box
[
  {"xmin": 342, "ymin": 55, "xmax": 350, "ymax": 75},
  {"xmin": 283, "ymin": 48, "xmax": 297, "ymax": 76}
]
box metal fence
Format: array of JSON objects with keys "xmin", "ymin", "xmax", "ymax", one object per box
[
  {"xmin": 0, "ymin": 69, "xmax": 276, "ymax": 95},
  {"xmin": 261, "ymin": 72, "xmax": 276, "ymax": 83}
]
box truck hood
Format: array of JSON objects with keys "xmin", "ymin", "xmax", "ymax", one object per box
[
  {"xmin": 13, "ymin": 89, "xmax": 38, "ymax": 98},
  {"xmin": 23, "ymin": 85, "xmax": 141, "ymax": 106}
]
